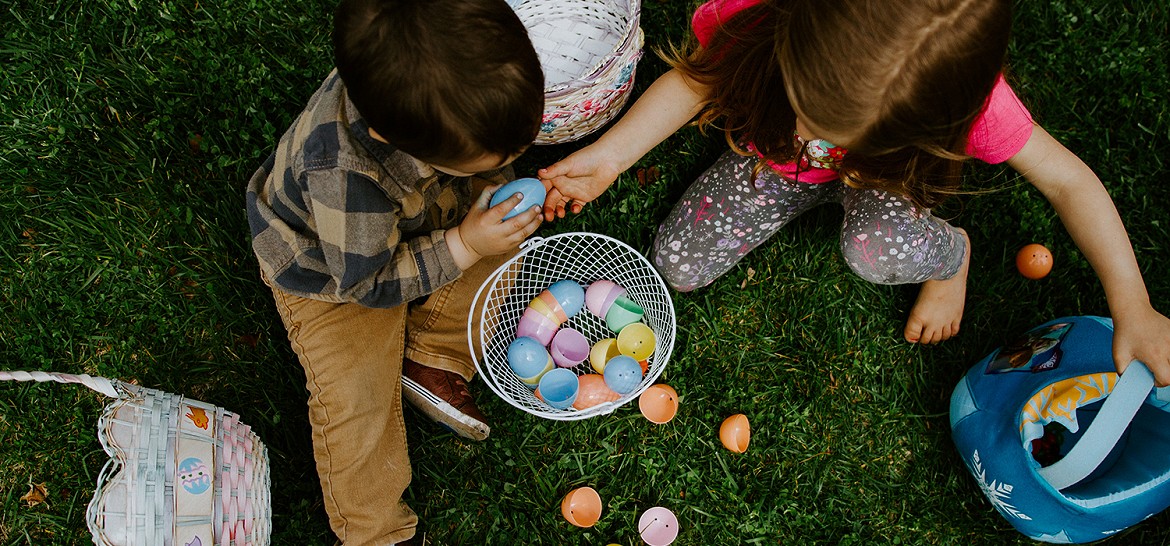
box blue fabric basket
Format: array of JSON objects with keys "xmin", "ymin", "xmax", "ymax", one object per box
[{"xmin": 950, "ymin": 316, "xmax": 1170, "ymax": 543}]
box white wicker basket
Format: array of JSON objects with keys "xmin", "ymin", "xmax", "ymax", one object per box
[
  {"xmin": 0, "ymin": 371, "xmax": 271, "ymax": 546},
  {"xmin": 469, "ymin": 232, "xmax": 676, "ymax": 420},
  {"xmin": 511, "ymin": 0, "xmax": 645, "ymax": 144}
]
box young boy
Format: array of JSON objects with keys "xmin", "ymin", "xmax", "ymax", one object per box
[{"xmin": 245, "ymin": 0, "xmax": 544, "ymax": 543}]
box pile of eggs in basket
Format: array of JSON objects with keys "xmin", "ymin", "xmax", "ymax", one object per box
[{"xmin": 506, "ymin": 279, "xmax": 658, "ymax": 411}]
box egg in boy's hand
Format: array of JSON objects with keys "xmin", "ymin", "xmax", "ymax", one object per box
[{"xmin": 489, "ymin": 177, "xmax": 547, "ymax": 220}]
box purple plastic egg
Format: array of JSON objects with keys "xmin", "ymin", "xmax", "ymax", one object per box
[
  {"xmin": 515, "ymin": 307, "xmax": 559, "ymax": 346},
  {"xmin": 550, "ymin": 327, "xmax": 590, "ymax": 368}
]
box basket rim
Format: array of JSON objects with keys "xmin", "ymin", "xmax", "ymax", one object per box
[
  {"xmin": 513, "ymin": 0, "xmax": 643, "ymax": 96},
  {"xmin": 468, "ymin": 231, "xmax": 676, "ymax": 421}
]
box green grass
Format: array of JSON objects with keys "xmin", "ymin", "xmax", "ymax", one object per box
[{"xmin": 1, "ymin": 0, "xmax": 1168, "ymax": 544}]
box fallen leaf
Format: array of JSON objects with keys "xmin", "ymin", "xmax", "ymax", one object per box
[
  {"xmin": 635, "ymin": 165, "xmax": 661, "ymax": 187},
  {"xmin": 21, "ymin": 481, "xmax": 48, "ymax": 507},
  {"xmin": 188, "ymin": 133, "xmax": 203, "ymax": 154}
]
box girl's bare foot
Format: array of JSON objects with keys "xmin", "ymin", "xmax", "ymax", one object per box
[{"xmin": 904, "ymin": 228, "xmax": 971, "ymax": 344}]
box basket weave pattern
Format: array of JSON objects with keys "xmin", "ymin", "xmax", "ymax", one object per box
[
  {"xmin": 512, "ymin": 0, "xmax": 644, "ymax": 144},
  {"xmin": 470, "ymin": 233, "xmax": 676, "ymax": 420},
  {"xmin": 0, "ymin": 371, "xmax": 271, "ymax": 546}
]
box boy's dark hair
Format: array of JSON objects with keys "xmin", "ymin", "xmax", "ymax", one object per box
[{"xmin": 334, "ymin": 0, "xmax": 544, "ymax": 165}]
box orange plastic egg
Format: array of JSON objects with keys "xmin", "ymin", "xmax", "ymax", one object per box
[
  {"xmin": 561, "ymin": 486, "xmax": 602, "ymax": 527},
  {"xmin": 1016, "ymin": 243, "xmax": 1053, "ymax": 280},
  {"xmin": 719, "ymin": 414, "xmax": 751, "ymax": 453},
  {"xmin": 638, "ymin": 384, "xmax": 679, "ymax": 424},
  {"xmin": 574, "ymin": 374, "xmax": 622, "ymax": 410}
]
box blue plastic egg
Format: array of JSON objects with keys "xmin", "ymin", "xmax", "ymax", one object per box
[
  {"xmin": 546, "ymin": 279, "xmax": 585, "ymax": 319},
  {"xmin": 538, "ymin": 368, "xmax": 580, "ymax": 410},
  {"xmin": 507, "ymin": 336, "xmax": 554, "ymax": 388},
  {"xmin": 603, "ymin": 355, "xmax": 643, "ymax": 395},
  {"xmin": 488, "ymin": 177, "xmax": 546, "ymax": 220}
]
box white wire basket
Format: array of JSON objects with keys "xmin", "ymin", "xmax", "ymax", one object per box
[
  {"xmin": 0, "ymin": 371, "xmax": 271, "ymax": 546},
  {"xmin": 510, "ymin": 0, "xmax": 645, "ymax": 144},
  {"xmin": 469, "ymin": 232, "xmax": 676, "ymax": 420}
]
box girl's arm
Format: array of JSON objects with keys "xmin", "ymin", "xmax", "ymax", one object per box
[
  {"xmin": 1008, "ymin": 126, "xmax": 1170, "ymax": 385},
  {"xmin": 538, "ymin": 67, "xmax": 710, "ymax": 219}
]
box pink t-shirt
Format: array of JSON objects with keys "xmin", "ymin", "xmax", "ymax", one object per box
[{"xmin": 692, "ymin": 0, "xmax": 1034, "ymax": 183}]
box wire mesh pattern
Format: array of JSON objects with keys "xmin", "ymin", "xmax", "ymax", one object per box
[
  {"xmin": 470, "ymin": 233, "xmax": 676, "ymax": 420},
  {"xmin": 511, "ymin": 0, "xmax": 644, "ymax": 144},
  {"xmin": 0, "ymin": 371, "xmax": 271, "ymax": 546}
]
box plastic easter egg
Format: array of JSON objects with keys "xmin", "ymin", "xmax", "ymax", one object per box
[
  {"xmin": 638, "ymin": 506, "xmax": 680, "ymax": 546},
  {"xmin": 574, "ymin": 374, "xmax": 622, "ymax": 410},
  {"xmin": 616, "ymin": 322, "xmax": 656, "ymax": 360},
  {"xmin": 638, "ymin": 384, "xmax": 679, "ymax": 424},
  {"xmin": 529, "ymin": 294, "xmax": 566, "ymax": 324},
  {"xmin": 546, "ymin": 280, "xmax": 585, "ymax": 319},
  {"xmin": 537, "ymin": 368, "xmax": 579, "ymax": 410},
  {"xmin": 585, "ymin": 280, "xmax": 626, "ymax": 318},
  {"xmin": 719, "ymin": 414, "xmax": 751, "ymax": 453},
  {"xmin": 602, "ymin": 355, "xmax": 643, "ymax": 394},
  {"xmin": 506, "ymin": 336, "xmax": 554, "ymax": 388},
  {"xmin": 561, "ymin": 486, "xmax": 602, "ymax": 528},
  {"xmin": 515, "ymin": 306, "xmax": 560, "ymax": 346},
  {"xmin": 550, "ymin": 327, "xmax": 590, "ymax": 368},
  {"xmin": 488, "ymin": 177, "xmax": 546, "ymax": 220},
  {"xmin": 1016, "ymin": 243, "xmax": 1053, "ymax": 280},
  {"xmin": 604, "ymin": 296, "xmax": 645, "ymax": 333},
  {"xmin": 589, "ymin": 338, "xmax": 620, "ymax": 373}
]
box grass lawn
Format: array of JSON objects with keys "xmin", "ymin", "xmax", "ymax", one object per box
[{"xmin": 2, "ymin": 0, "xmax": 1168, "ymax": 544}]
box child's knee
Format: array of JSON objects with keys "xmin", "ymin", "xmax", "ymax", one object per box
[{"xmin": 840, "ymin": 238, "xmax": 931, "ymax": 285}]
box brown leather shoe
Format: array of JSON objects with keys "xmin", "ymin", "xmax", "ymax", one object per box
[{"xmin": 401, "ymin": 359, "xmax": 490, "ymax": 441}]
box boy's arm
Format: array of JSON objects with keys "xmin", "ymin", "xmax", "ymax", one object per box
[
  {"xmin": 538, "ymin": 67, "xmax": 710, "ymax": 218},
  {"xmin": 1008, "ymin": 125, "xmax": 1170, "ymax": 385}
]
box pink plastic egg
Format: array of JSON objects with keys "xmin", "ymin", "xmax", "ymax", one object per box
[
  {"xmin": 585, "ymin": 280, "xmax": 627, "ymax": 318},
  {"xmin": 638, "ymin": 384, "xmax": 678, "ymax": 424},
  {"xmin": 550, "ymin": 327, "xmax": 590, "ymax": 368},
  {"xmin": 561, "ymin": 486, "xmax": 602, "ymax": 528},
  {"xmin": 574, "ymin": 374, "xmax": 622, "ymax": 410},
  {"xmin": 515, "ymin": 307, "xmax": 559, "ymax": 346},
  {"xmin": 638, "ymin": 506, "xmax": 680, "ymax": 546}
]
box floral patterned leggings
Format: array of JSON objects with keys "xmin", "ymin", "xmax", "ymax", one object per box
[{"xmin": 652, "ymin": 149, "xmax": 967, "ymax": 291}]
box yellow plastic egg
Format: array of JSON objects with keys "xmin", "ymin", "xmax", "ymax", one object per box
[
  {"xmin": 719, "ymin": 414, "xmax": 751, "ymax": 453},
  {"xmin": 617, "ymin": 322, "xmax": 656, "ymax": 360},
  {"xmin": 589, "ymin": 338, "xmax": 620, "ymax": 373}
]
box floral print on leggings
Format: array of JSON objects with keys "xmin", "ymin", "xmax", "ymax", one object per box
[{"xmin": 652, "ymin": 149, "xmax": 966, "ymax": 291}]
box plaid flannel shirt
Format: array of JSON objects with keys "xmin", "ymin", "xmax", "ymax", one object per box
[{"xmin": 246, "ymin": 71, "xmax": 505, "ymax": 308}]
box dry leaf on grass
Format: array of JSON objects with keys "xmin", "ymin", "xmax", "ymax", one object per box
[{"xmin": 21, "ymin": 481, "xmax": 48, "ymax": 507}]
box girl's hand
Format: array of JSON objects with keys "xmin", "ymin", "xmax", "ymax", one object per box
[
  {"xmin": 1112, "ymin": 305, "xmax": 1170, "ymax": 387},
  {"xmin": 449, "ymin": 185, "xmax": 542, "ymax": 268},
  {"xmin": 538, "ymin": 147, "xmax": 622, "ymax": 221}
]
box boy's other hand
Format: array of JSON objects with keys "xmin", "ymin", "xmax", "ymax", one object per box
[
  {"xmin": 453, "ymin": 184, "xmax": 542, "ymax": 263},
  {"xmin": 538, "ymin": 147, "xmax": 621, "ymax": 221}
]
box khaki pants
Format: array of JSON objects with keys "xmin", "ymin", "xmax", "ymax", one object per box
[{"xmin": 266, "ymin": 251, "xmax": 511, "ymax": 545}]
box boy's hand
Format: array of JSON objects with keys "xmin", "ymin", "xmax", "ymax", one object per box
[
  {"xmin": 449, "ymin": 185, "xmax": 542, "ymax": 268},
  {"xmin": 538, "ymin": 146, "xmax": 621, "ymax": 221}
]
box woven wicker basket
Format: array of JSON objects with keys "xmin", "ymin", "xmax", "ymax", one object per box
[
  {"xmin": 511, "ymin": 0, "xmax": 644, "ymax": 144},
  {"xmin": 0, "ymin": 371, "xmax": 271, "ymax": 546}
]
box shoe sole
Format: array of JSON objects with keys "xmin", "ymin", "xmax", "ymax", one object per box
[{"xmin": 402, "ymin": 376, "xmax": 490, "ymax": 441}]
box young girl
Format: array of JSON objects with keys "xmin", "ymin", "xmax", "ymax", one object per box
[{"xmin": 538, "ymin": 0, "xmax": 1170, "ymax": 384}]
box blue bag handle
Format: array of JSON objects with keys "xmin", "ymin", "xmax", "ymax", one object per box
[{"xmin": 1037, "ymin": 360, "xmax": 1155, "ymax": 490}]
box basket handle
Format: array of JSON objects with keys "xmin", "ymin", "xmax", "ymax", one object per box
[
  {"xmin": 0, "ymin": 370, "xmax": 120, "ymax": 398},
  {"xmin": 1037, "ymin": 360, "xmax": 1154, "ymax": 490}
]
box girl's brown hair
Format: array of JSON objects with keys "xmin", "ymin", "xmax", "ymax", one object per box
[{"xmin": 670, "ymin": 0, "xmax": 1012, "ymax": 209}]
